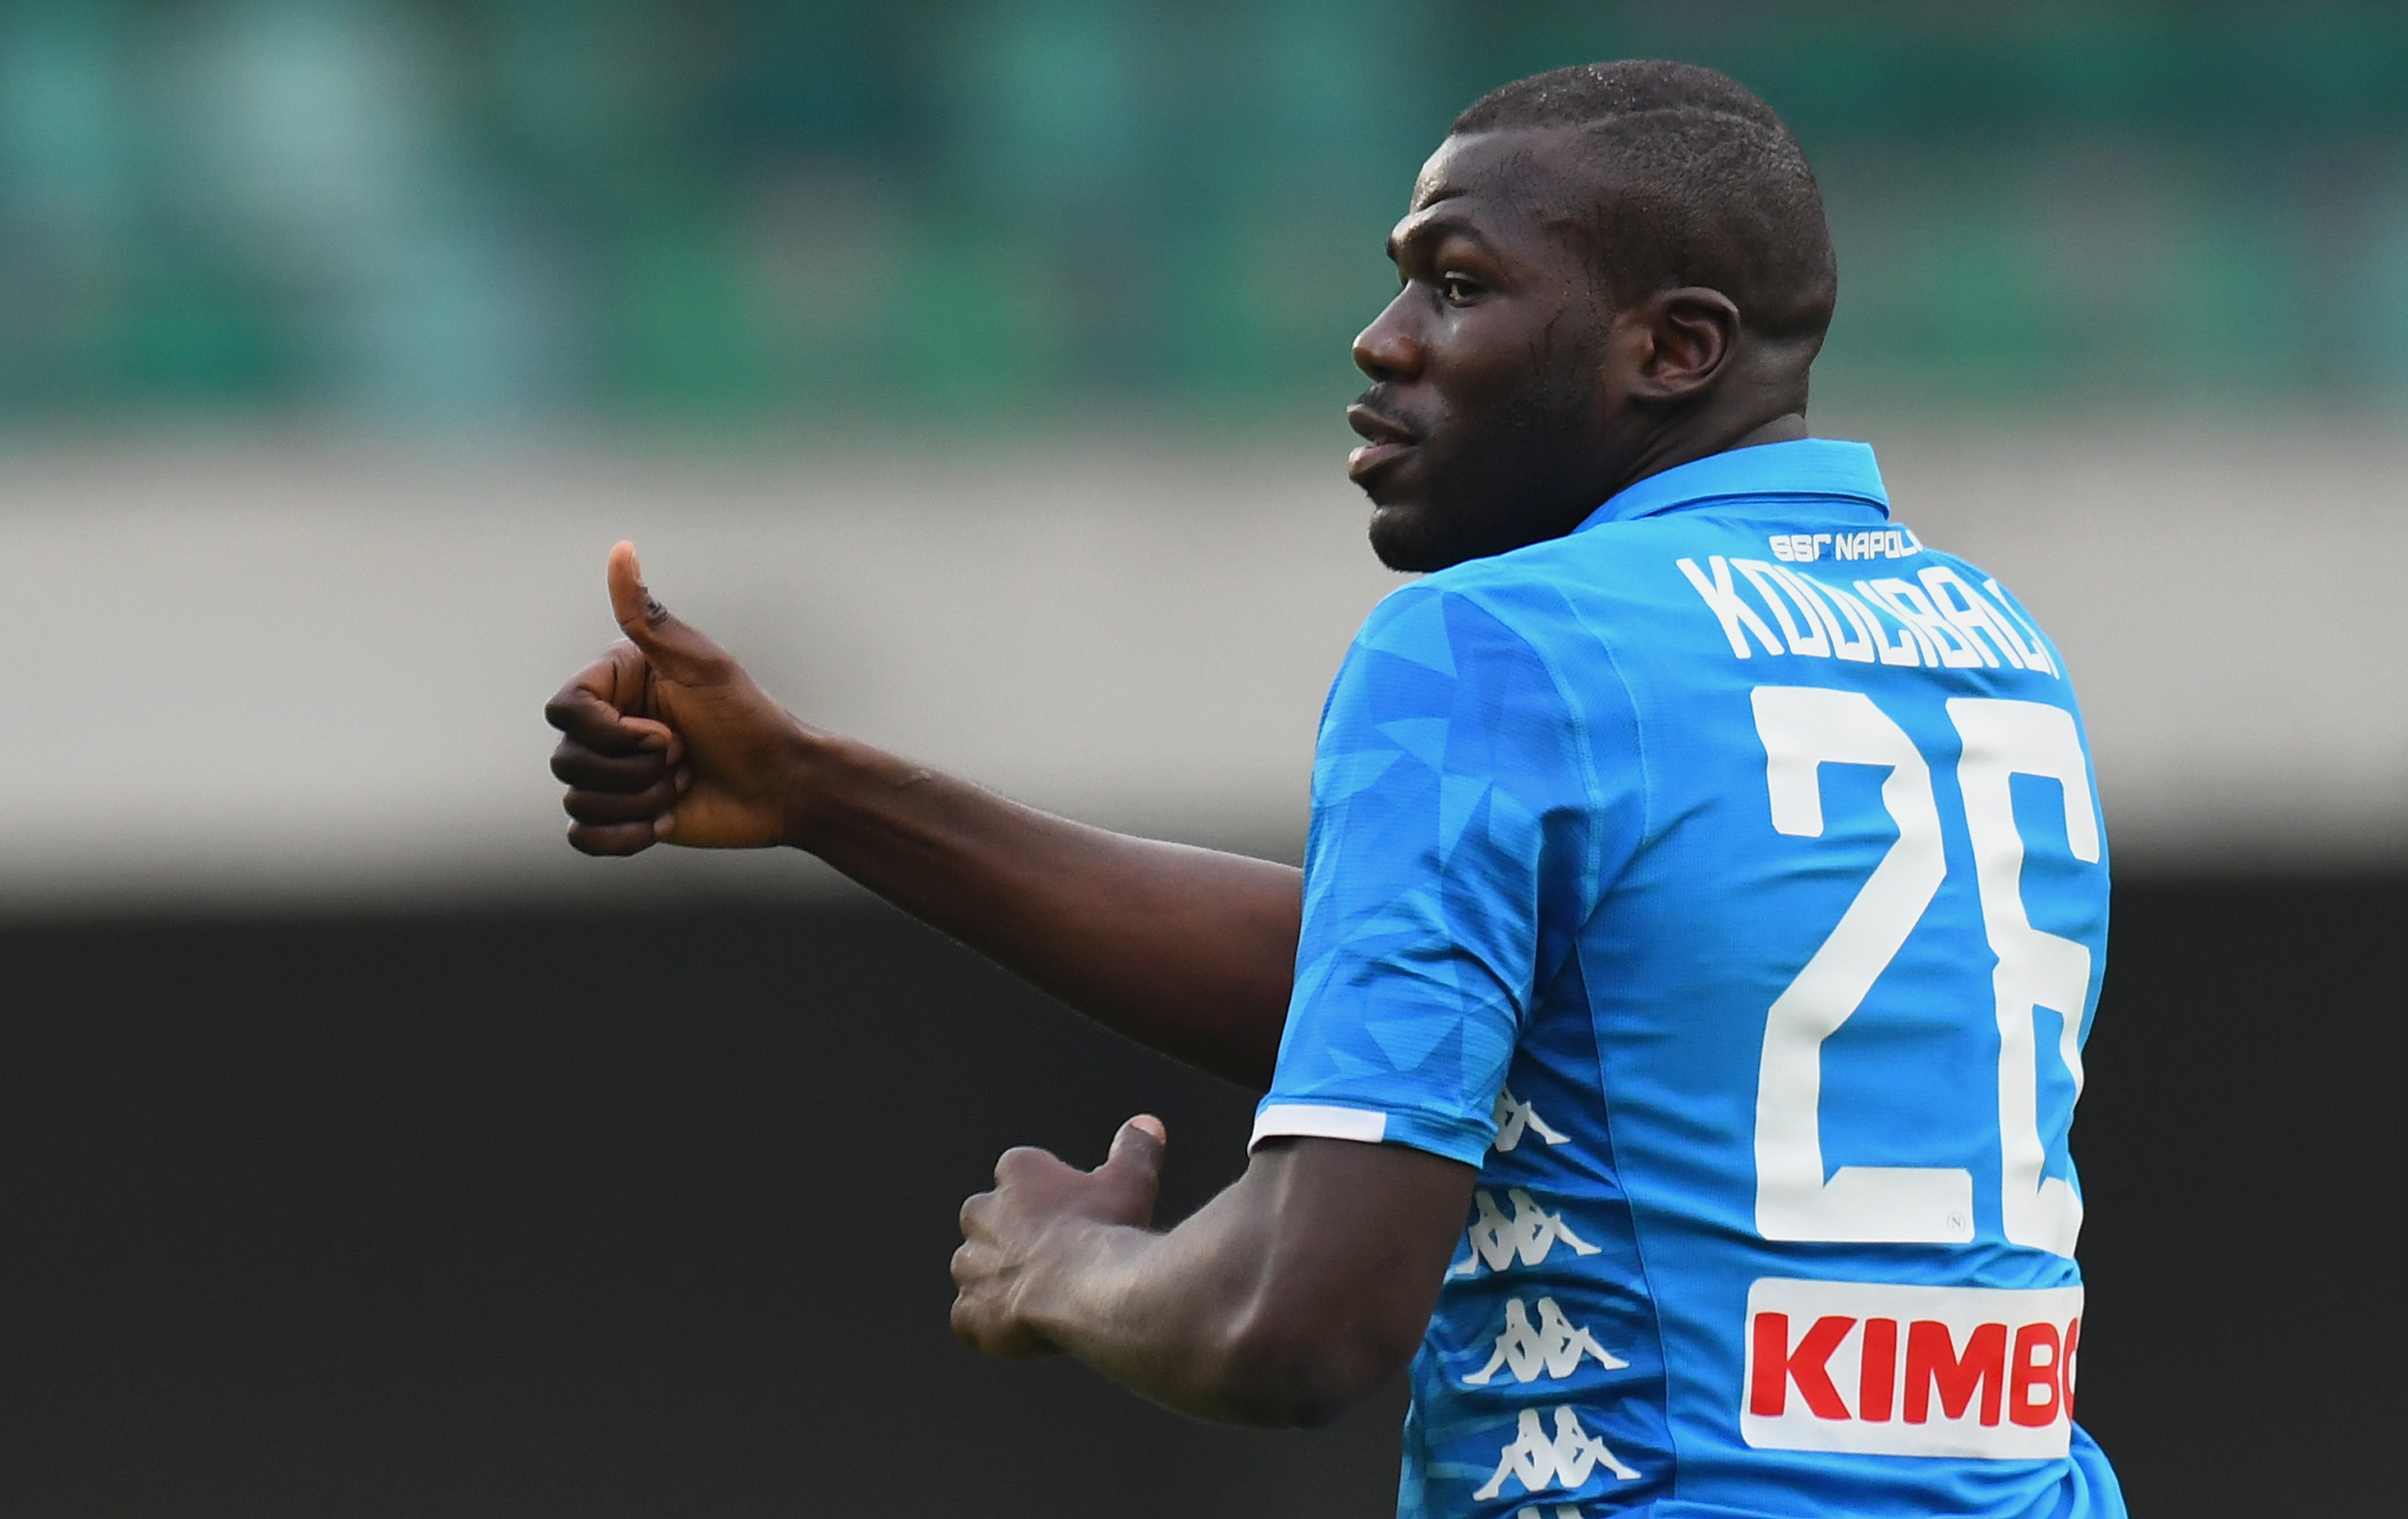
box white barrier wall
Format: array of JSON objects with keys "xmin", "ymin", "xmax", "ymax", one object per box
[{"xmin": 2, "ymin": 423, "xmax": 2401, "ymax": 910}]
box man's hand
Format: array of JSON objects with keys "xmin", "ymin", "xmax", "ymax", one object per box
[
  {"xmin": 949, "ymin": 1131, "xmax": 1469, "ymax": 1424},
  {"xmin": 951, "ymin": 1115, "xmax": 1168, "ymax": 1360},
  {"xmin": 540, "ymin": 540, "xmax": 1303, "ymax": 1090},
  {"xmin": 545, "ymin": 541, "xmax": 815, "ymax": 855}
]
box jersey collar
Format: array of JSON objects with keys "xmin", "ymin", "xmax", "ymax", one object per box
[{"xmin": 1575, "ymin": 437, "xmax": 1890, "ymax": 531}]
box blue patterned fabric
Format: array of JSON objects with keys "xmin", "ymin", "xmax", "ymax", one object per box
[{"xmin": 1254, "ymin": 441, "xmax": 2126, "ymax": 1519}]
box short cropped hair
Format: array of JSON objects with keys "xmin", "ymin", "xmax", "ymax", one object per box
[{"xmin": 1454, "ymin": 61, "xmax": 1837, "ymax": 343}]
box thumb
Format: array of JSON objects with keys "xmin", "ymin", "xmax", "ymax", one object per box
[
  {"xmin": 1100, "ymin": 1115, "xmax": 1167, "ymax": 1208},
  {"xmin": 606, "ymin": 541, "xmax": 726, "ymax": 684}
]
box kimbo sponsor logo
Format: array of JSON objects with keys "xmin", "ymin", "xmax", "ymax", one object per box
[{"xmin": 1741, "ymin": 1277, "xmax": 2083, "ymax": 1460}]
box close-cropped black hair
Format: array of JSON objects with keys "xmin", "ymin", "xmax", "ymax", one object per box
[{"xmin": 1454, "ymin": 61, "xmax": 1838, "ymax": 343}]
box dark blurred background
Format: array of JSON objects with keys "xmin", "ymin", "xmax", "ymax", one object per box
[{"xmin": 1, "ymin": 3, "xmax": 2402, "ymax": 1517}]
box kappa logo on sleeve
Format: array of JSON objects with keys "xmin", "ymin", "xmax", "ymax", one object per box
[
  {"xmin": 1449, "ymin": 1189, "xmax": 1601, "ymax": 1278},
  {"xmin": 1491, "ymin": 1089, "xmax": 1570, "ymax": 1152},
  {"xmin": 1470, "ymin": 1407, "xmax": 1641, "ymax": 1501},
  {"xmin": 1465, "ymin": 1296, "xmax": 1629, "ymax": 1385},
  {"xmin": 1740, "ymin": 1277, "xmax": 2084, "ymax": 1460}
]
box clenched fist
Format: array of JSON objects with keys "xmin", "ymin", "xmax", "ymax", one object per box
[{"xmin": 950, "ymin": 1116, "xmax": 1168, "ymax": 1359}]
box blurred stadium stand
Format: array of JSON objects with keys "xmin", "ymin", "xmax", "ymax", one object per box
[
  {"xmin": 2, "ymin": 2, "xmax": 2408, "ymax": 422},
  {"xmin": 0, "ymin": 5, "xmax": 2399, "ymax": 1518}
]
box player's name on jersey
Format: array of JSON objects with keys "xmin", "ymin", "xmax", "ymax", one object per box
[
  {"xmin": 1768, "ymin": 528, "xmax": 1921, "ymax": 563},
  {"xmin": 1676, "ymin": 552, "xmax": 2060, "ymax": 679}
]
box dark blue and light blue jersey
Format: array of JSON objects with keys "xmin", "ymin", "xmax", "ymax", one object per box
[{"xmin": 1253, "ymin": 440, "xmax": 2124, "ymax": 1519}]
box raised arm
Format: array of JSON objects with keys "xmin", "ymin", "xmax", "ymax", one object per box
[{"xmin": 543, "ymin": 542, "xmax": 1300, "ymax": 1089}]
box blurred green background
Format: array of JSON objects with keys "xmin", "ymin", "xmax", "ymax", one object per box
[{"xmin": 2, "ymin": 0, "xmax": 2405, "ymax": 428}]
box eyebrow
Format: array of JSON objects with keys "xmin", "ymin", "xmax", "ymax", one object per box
[{"xmin": 1385, "ymin": 205, "xmax": 1495, "ymax": 265}]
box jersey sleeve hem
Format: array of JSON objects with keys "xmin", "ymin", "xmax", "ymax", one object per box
[{"xmin": 1248, "ymin": 1100, "xmax": 1491, "ymax": 1167}]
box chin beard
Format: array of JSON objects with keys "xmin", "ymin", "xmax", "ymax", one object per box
[
  {"xmin": 1361, "ymin": 374, "xmax": 1613, "ymax": 574},
  {"xmin": 1366, "ymin": 499, "xmax": 1479, "ymax": 574},
  {"xmin": 1359, "ymin": 437, "xmax": 1519, "ymax": 573},
  {"xmin": 1365, "ymin": 453, "xmax": 1580, "ymax": 571}
]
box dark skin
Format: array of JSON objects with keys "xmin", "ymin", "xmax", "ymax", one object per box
[
  {"xmin": 544, "ymin": 124, "xmax": 1816, "ymax": 1426},
  {"xmin": 1348, "ymin": 132, "xmax": 1811, "ymax": 574}
]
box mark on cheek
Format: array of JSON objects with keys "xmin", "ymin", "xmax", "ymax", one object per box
[{"xmin": 1532, "ymin": 309, "xmax": 1567, "ymax": 368}]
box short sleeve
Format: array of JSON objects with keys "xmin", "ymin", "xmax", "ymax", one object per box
[{"xmin": 1251, "ymin": 582, "xmax": 1618, "ymax": 1166}]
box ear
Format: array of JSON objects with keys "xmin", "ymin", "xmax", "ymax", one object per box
[{"xmin": 1621, "ymin": 287, "xmax": 1742, "ymax": 403}]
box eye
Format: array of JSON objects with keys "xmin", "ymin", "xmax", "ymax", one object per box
[{"xmin": 1437, "ymin": 272, "xmax": 1483, "ymax": 306}]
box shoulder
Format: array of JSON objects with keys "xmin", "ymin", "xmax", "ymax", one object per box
[
  {"xmin": 1359, "ymin": 531, "xmax": 1609, "ymax": 645},
  {"xmin": 1361, "ymin": 520, "xmax": 1702, "ymax": 668},
  {"xmin": 1324, "ymin": 565, "xmax": 1597, "ymax": 745},
  {"xmin": 1345, "ymin": 567, "xmax": 1562, "ymax": 695},
  {"xmin": 1333, "ymin": 544, "xmax": 1645, "ymax": 755},
  {"xmin": 1426, "ymin": 515, "xmax": 1725, "ymax": 608}
]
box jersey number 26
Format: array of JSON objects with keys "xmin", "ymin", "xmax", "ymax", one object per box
[{"xmin": 1749, "ymin": 685, "xmax": 2097, "ymax": 1259}]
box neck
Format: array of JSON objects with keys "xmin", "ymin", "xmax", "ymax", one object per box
[{"xmin": 1609, "ymin": 403, "xmax": 1808, "ymax": 501}]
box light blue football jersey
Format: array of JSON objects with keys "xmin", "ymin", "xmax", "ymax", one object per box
[{"xmin": 1253, "ymin": 440, "xmax": 2124, "ymax": 1519}]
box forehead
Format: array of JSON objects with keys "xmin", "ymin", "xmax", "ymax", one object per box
[{"xmin": 1399, "ymin": 127, "xmax": 1601, "ymax": 244}]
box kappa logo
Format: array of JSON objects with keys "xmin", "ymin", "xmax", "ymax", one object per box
[
  {"xmin": 1450, "ymin": 1189, "xmax": 1601, "ymax": 1278},
  {"xmin": 1740, "ymin": 1277, "xmax": 2084, "ymax": 1460},
  {"xmin": 1491, "ymin": 1090, "xmax": 1570, "ymax": 1152},
  {"xmin": 1466, "ymin": 1296, "xmax": 1629, "ymax": 1385},
  {"xmin": 1470, "ymin": 1406, "xmax": 1641, "ymax": 1500}
]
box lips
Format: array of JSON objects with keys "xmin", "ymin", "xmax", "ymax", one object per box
[{"xmin": 1346, "ymin": 401, "xmax": 1420, "ymax": 483}]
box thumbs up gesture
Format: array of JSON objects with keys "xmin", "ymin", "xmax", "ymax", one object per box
[
  {"xmin": 544, "ymin": 542, "xmax": 814, "ymax": 855},
  {"xmin": 950, "ymin": 1116, "xmax": 1169, "ymax": 1360}
]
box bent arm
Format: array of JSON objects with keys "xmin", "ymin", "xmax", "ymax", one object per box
[
  {"xmin": 978, "ymin": 1137, "xmax": 1472, "ymax": 1426},
  {"xmin": 789, "ymin": 732, "xmax": 1300, "ymax": 1091}
]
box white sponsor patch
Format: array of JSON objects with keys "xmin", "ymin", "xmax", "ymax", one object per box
[{"xmin": 1740, "ymin": 1277, "xmax": 2084, "ymax": 1460}]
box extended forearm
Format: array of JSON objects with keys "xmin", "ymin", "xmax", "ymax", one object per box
[
  {"xmin": 1013, "ymin": 1195, "xmax": 1378, "ymax": 1427},
  {"xmin": 1013, "ymin": 1217, "xmax": 1295, "ymax": 1424},
  {"xmin": 787, "ymin": 731, "xmax": 1300, "ymax": 1089},
  {"xmin": 955, "ymin": 1140, "xmax": 1467, "ymax": 1428},
  {"xmin": 995, "ymin": 1140, "xmax": 1466, "ymax": 1427}
]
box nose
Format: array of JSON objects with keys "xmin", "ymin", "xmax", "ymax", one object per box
[{"xmin": 1352, "ymin": 290, "xmax": 1425, "ymax": 383}]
